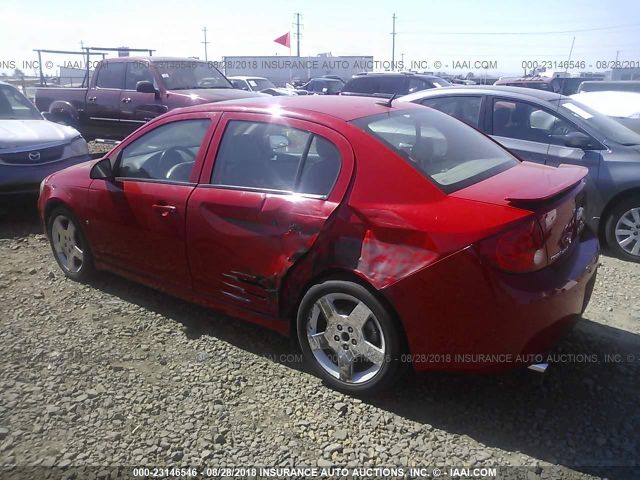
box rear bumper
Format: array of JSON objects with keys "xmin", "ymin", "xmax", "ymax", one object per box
[
  {"xmin": 383, "ymin": 229, "xmax": 599, "ymax": 372},
  {"xmin": 0, "ymin": 154, "xmax": 91, "ymax": 196}
]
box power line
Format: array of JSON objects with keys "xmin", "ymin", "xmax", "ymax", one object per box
[{"xmin": 401, "ymin": 22, "xmax": 640, "ymax": 36}]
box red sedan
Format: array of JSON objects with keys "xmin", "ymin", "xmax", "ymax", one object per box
[{"xmin": 38, "ymin": 96, "xmax": 599, "ymax": 394}]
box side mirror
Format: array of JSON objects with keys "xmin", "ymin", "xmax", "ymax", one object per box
[
  {"xmin": 136, "ymin": 81, "xmax": 157, "ymax": 94},
  {"xmin": 90, "ymin": 157, "xmax": 114, "ymax": 180},
  {"xmin": 564, "ymin": 132, "xmax": 595, "ymax": 149}
]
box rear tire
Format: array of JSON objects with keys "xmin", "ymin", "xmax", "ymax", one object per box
[
  {"xmin": 605, "ymin": 197, "xmax": 640, "ymax": 263},
  {"xmin": 297, "ymin": 280, "xmax": 403, "ymax": 395},
  {"xmin": 47, "ymin": 206, "xmax": 95, "ymax": 281}
]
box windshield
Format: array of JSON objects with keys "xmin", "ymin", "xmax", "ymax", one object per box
[
  {"xmin": 152, "ymin": 61, "xmax": 232, "ymax": 90},
  {"xmin": 554, "ymin": 99, "xmax": 640, "ymax": 146},
  {"xmin": 352, "ymin": 108, "xmax": 518, "ymax": 193},
  {"xmin": 431, "ymin": 78, "xmax": 452, "ymax": 88},
  {"xmin": 248, "ymin": 78, "xmax": 275, "ymax": 90},
  {"xmin": 0, "ymin": 85, "xmax": 42, "ymax": 120}
]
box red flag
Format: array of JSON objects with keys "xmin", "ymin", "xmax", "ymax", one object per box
[{"xmin": 273, "ymin": 32, "xmax": 290, "ymax": 48}]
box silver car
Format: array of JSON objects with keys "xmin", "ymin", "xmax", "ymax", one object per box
[
  {"xmin": 0, "ymin": 81, "xmax": 90, "ymax": 197},
  {"xmin": 399, "ymin": 85, "xmax": 640, "ymax": 262}
]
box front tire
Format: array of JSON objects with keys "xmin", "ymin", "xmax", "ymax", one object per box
[
  {"xmin": 47, "ymin": 206, "xmax": 95, "ymax": 281},
  {"xmin": 297, "ymin": 280, "xmax": 403, "ymax": 394},
  {"xmin": 605, "ymin": 197, "xmax": 640, "ymax": 262}
]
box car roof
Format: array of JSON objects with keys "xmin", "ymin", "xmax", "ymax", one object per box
[
  {"xmin": 174, "ymin": 94, "xmax": 423, "ymax": 122},
  {"xmin": 350, "ymin": 72, "xmax": 445, "ymax": 80},
  {"xmin": 228, "ymin": 76, "xmax": 267, "ymax": 81},
  {"xmin": 398, "ymin": 85, "xmax": 565, "ymax": 103}
]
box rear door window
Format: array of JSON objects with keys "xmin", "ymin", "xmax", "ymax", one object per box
[
  {"xmin": 422, "ymin": 96, "xmax": 483, "ymax": 128},
  {"xmin": 492, "ymin": 99, "xmax": 581, "ymax": 145},
  {"xmin": 353, "ymin": 108, "xmax": 518, "ymax": 193},
  {"xmin": 377, "ymin": 76, "xmax": 406, "ymax": 94},
  {"xmin": 96, "ymin": 62, "xmax": 125, "ymax": 89},
  {"xmin": 211, "ymin": 120, "xmax": 341, "ymax": 196},
  {"xmin": 343, "ymin": 77, "xmax": 377, "ymax": 94}
]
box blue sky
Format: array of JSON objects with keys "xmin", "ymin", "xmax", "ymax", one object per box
[{"xmin": 2, "ymin": 0, "xmax": 640, "ymax": 75}]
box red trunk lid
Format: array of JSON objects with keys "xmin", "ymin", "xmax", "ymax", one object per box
[
  {"xmin": 451, "ymin": 162, "xmax": 587, "ymax": 206},
  {"xmin": 453, "ymin": 161, "xmax": 588, "ymax": 268}
]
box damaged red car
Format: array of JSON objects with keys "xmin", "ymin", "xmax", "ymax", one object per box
[{"xmin": 38, "ymin": 96, "xmax": 599, "ymax": 394}]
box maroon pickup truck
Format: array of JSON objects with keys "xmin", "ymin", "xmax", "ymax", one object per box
[{"xmin": 35, "ymin": 57, "xmax": 262, "ymax": 140}]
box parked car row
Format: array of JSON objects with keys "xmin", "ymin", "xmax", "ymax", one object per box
[
  {"xmin": 11, "ymin": 61, "xmax": 640, "ymax": 263},
  {"xmin": 38, "ymin": 95, "xmax": 599, "ymax": 394}
]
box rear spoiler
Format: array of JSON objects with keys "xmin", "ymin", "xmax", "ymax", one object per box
[{"xmin": 504, "ymin": 163, "xmax": 588, "ymax": 203}]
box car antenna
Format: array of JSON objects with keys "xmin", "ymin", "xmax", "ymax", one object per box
[{"xmin": 377, "ymin": 93, "xmax": 398, "ymax": 108}]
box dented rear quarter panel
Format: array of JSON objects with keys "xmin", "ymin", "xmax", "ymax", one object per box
[{"xmin": 279, "ymin": 123, "xmax": 532, "ymax": 318}]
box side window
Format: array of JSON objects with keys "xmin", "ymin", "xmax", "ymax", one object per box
[
  {"xmin": 423, "ymin": 96, "xmax": 482, "ymax": 128},
  {"xmin": 95, "ymin": 62, "xmax": 125, "ymax": 89},
  {"xmin": 211, "ymin": 120, "xmax": 341, "ymax": 196},
  {"xmin": 298, "ymin": 136, "xmax": 341, "ymax": 196},
  {"xmin": 378, "ymin": 76, "xmax": 405, "ymax": 94},
  {"xmin": 344, "ymin": 77, "xmax": 375, "ymax": 94},
  {"xmin": 125, "ymin": 62, "xmax": 155, "ymax": 90},
  {"xmin": 492, "ymin": 99, "xmax": 580, "ymax": 145},
  {"xmin": 117, "ymin": 119, "xmax": 210, "ymax": 182},
  {"xmin": 408, "ymin": 78, "xmax": 429, "ymax": 94}
]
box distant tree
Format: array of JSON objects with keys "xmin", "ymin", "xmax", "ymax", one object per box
[
  {"xmin": 14, "ymin": 68, "xmax": 24, "ymax": 77},
  {"xmin": 466, "ymin": 72, "xmax": 475, "ymax": 79}
]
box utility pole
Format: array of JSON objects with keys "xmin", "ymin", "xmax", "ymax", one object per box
[
  {"xmin": 201, "ymin": 27, "xmax": 210, "ymax": 61},
  {"xmin": 391, "ymin": 13, "xmax": 397, "ymax": 70},
  {"xmin": 294, "ymin": 13, "xmax": 302, "ymax": 57}
]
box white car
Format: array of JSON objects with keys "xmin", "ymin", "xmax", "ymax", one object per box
[
  {"xmin": 0, "ymin": 81, "xmax": 90, "ymax": 198},
  {"xmin": 571, "ymin": 91, "xmax": 640, "ymax": 134},
  {"xmin": 228, "ymin": 76, "xmax": 298, "ymax": 96}
]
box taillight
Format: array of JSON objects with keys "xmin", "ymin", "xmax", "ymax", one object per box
[{"xmin": 478, "ymin": 218, "xmax": 548, "ymax": 273}]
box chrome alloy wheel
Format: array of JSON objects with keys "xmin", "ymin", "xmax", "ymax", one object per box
[
  {"xmin": 306, "ymin": 293, "xmax": 386, "ymax": 384},
  {"xmin": 615, "ymin": 207, "xmax": 640, "ymax": 257},
  {"xmin": 51, "ymin": 215, "xmax": 84, "ymax": 273}
]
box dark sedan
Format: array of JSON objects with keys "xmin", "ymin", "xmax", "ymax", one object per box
[{"xmin": 400, "ymin": 85, "xmax": 640, "ymax": 262}]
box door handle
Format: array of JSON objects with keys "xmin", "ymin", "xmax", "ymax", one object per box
[
  {"xmin": 152, "ymin": 204, "xmax": 177, "ymax": 217},
  {"xmin": 88, "ymin": 96, "xmax": 97, "ymax": 102},
  {"xmin": 121, "ymin": 97, "xmax": 132, "ymax": 103}
]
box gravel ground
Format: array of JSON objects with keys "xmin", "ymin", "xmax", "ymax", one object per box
[
  {"xmin": 87, "ymin": 141, "xmax": 117, "ymax": 157},
  {"xmin": 0, "ymin": 203, "xmax": 639, "ymax": 480}
]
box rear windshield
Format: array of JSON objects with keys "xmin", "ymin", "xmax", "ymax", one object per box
[{"xmin": 352, "ymin": 108, "xmax": 519, "ymax": 193}]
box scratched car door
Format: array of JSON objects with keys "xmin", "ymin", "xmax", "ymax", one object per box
[{"xmin": 186, "ymin": 112, "xmax": 354, "ymax": 317}]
